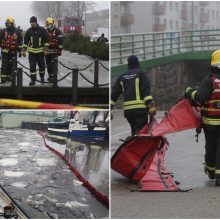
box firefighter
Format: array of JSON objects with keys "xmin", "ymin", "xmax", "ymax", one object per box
[
  {"xmin": 185, "ymin": 49, "xmax": 220, "ymax": 186},
  {"xmin": 22, "ymin": 16, "xmax": 49, "ymax": 86},
  {"xmin": 45, "ymin": 17, "xmax": 63, "ymax": 82},
  {"xmin": 111, "ymin": 55, "xmax": 156, "ymax": 136},
  {"xmin": 0, "ymin": 17, "xmax": 22, "ymax": 83},
  {"xmin": 97, "ymin": 33, "xmax": 108, "ymax": 43}
]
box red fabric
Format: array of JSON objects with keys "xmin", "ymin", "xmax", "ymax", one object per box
[
  {"xmin": 111, "ymin": 135, "xmax": 163, "ymax": 183},
  {"xmin": 140, "ymin": 142, "xmax": 179, "ymax": 191},
  {"xmin": 151, "ymin": 99, "xmax": 202, "ymax": 136}
]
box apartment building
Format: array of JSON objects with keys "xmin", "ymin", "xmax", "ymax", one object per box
[
  {"xmin": 111, "ymin": 1, "xmax": 220, "ymax": 34},
  {"xmin": 85, "ymin": 9, "xmax": 109, "ymax": 35}
]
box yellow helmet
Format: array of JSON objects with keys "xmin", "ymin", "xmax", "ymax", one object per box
[
  {"xmin": 46, "ymin": 17, "xmax": 55, "ymax": 25},
  {"xmin": 211, "ymin": 49, "xmax": 220, "ymax": 67},
  {"xmin": 6, "ymin": 17, "xmax": 15, "ymax": 24}
]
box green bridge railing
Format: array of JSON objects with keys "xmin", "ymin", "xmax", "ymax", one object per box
[{"xmin": 111, "ymin": 29, "xmax": 220, "ymax": 66}]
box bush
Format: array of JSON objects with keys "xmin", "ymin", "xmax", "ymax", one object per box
[{"xmin": 63, "ymin": 33, "xmax": 109, "ymax": 61}]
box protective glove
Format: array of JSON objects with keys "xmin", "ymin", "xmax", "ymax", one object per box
[
  {"xmin": 21, "ymin": 48, "xmax": 26, "ymax": 57},
  {"xmin": 43, "ymin": 50, "xmax": 48, "ymax": 56},
  {"xmin": 185, "ymin": 87, "xmax": 194, "ymax": 99},
  {"xmin": 148, "ymin": 101, "xmax": 156, "ymax": 115},
  {"xmin": 57, "ymin": 50, "xmax": 62, "ymax": 56}
]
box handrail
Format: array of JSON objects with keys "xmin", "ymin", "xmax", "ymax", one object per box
[{"xmin": 111, "ymin": 29, "xmax": 220, "ymax": 66}]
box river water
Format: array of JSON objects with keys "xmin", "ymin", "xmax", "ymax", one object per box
[{"xmin": 0, "ymin": 129, "xmax": 109, "ymax": 219}]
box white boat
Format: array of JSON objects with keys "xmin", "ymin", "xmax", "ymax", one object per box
[{"xmin": 48, "ymin": 118, "xmax": 107, "ymax": 138}]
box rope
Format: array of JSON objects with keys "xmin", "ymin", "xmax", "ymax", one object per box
[
  {"xmin": 99, "ymin": 62, "xmax": 109, "ymax": 71},
  {"xmin": 78, "ymin": 62, "xmax": 94, "ymax": 71},
  {"xmin": 58, "ymin": 61, "xmax": 94, "ymax": 71},
  {"xmin": 23, "ymin": 70, "xmax": 72, "ymax": 84},
  {"xmin": 38, "ymin": 131, "xmax": 109, "ymax": 208},
  {"xmin": 17, "ymin": 60, "xmax": 55, "ymax": 71},
  {"xmin": 79, "ymin": 72, "xmax": 109, "ymax": 87},
  {"xmin": 58, "ymin": 61, "xmax": 76, "ymax": 70}
]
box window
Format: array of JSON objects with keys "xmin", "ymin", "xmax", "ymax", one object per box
[
  {"xmin": 212, "ymin": 10, "xmax": 214, "ymax": 19},
  {"xmin": 175, "ymin": 21, "xmax": 179, "ymax": 30},
  {"xmin": 163, "ymin": 18, "xmax": 167, "ymax": 25},
  {"xmin": 175, "ymin": 2, "xmax": 178, "ymax": 11},
  {"xmin": 170, "ymin": 2, "xmax": 173, "ymax": 11},
  {"xmin": 170, "ymin": 20, "xmax": 173, "ymax": 30}
]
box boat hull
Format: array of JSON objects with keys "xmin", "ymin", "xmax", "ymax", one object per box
[{"xmin": 48, "ymin": 128, "xmax": 107, "ymax": 138}]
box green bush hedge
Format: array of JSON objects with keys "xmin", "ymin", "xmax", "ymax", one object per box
[{"xmin": 63, "ymin": 34, "xmax": 109, "ymax": 61}]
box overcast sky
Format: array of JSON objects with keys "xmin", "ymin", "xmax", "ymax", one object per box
[{"xmin": 0, "ymin": 1, "xmax": 109, "ymax": 29}]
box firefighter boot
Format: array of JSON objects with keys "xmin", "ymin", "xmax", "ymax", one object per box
[
  {"xmin": 204, "ymin": 166, "xmax": 215, "ymax": 179},
  {"xmin": 29, "ymin": 75, "xmax": 36, "ymax": 86},
  {"xmin": 41, "ymin": 77, "xmax": 45, "ymax": 84},
  {"xmin": 47, "ymin": 75, "xmax": 53, "ymax": 82},
  {"xmin": 40, "ymin": 73, "xmax": 45, "ymax": 84}
]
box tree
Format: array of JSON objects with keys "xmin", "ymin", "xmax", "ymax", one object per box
[{"xmin": 31, "ymin": 1, "xmax": 95, "ymax": 22}]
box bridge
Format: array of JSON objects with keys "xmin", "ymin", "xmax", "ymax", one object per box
[
  {"xmin": 111, "ymin": 29, "xmax": 220, "ymax": 109},
  {"xmin": 111, "ymin": 29, "xmax": 220, "ymax": 76},
  {"xmin": 0, "ymin": 51, "xmax": 109, "ymax": 108}
]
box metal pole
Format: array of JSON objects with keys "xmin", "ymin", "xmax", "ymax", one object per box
[
  {"xmin": 94, "ymin": 59, "xmax": 99, "ymax": 88},
  {"xmin": 53, "ymin": 57, "xmax": 58, "ymax": 87},
  {"xmin": 11, "ymin": 57, "xmax": 17, "ymax": 87},
  {"xmin": 72, "ymin": 68, "xmax": 78, "ymax": 105},
  {"xmin": 17, "ymin": 68, "xmax": 23, "ymax": 99}
]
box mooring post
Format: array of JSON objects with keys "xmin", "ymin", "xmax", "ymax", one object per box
[
  {"xmin": 11, "ymin": 57, "xmax": 17, "ymax": 87},
  {"xmin": 94, "ymin": 59, "xmax": 99, "ymax": 88},
  {"xmin": 72, "ymin": 68, "xmax": 78, "ymax": 105},
  {"xmin": 17, "ymin": 68, "xmax": 23, "ymax": 100}
]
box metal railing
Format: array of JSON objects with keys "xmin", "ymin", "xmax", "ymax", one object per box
[
  {"xmin": 0, "ymin": 59, "xmax": 109, "ymax": 105},
  {"xmin": 111, "ymin": 29, "xmax": 220, "ymax": 65}
]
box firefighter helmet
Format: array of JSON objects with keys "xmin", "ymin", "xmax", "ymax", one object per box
[
  {"xmin": 6, "ymin": 17, "xmax": 15, "ymax": 24},
  {"xmin": 211, "ymin": 49, "xmax": 220, "ymax": 68},
  {"xmin": 46, "ymin": 17, "xmax": 55, "ymax": 25}
]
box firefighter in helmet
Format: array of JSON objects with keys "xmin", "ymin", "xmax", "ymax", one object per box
[
  {"xmin": 111, "ymin": 55, "xmax": 156, "ymax": 137},
  {"xmin": 185, "ymin": 49, "xmax": 220, "ymax": 186},
  {"xmin": 45, "ymin": 17, "xmax": 63, "ymax": 83},
  {"xmin": 0, "ymin": 17, "xmax": 23, "ymax": 83},
  {"xmin": 22, "ymin": 16, "xmax": 49, "ymax": 86}
]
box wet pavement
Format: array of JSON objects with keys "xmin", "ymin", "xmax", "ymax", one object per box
[
  {"xmin": 111, "ymin": 110, "xmax": 220, "ymax": 219},
  {"xmin": 0, "ymin": 129, "xmax": 109, "ymax": 219},
  {"xmin": 0, "ymin": 50, "xmax": 109, "ymax": 87}
]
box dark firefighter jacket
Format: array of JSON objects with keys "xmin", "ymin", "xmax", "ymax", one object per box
[
  {"xmin": 0, "ymin": 27, "xmax": 23, "ymax": 53},
  {"xmin": 23, "ymin": 25, "xmax": 49, "ymax": 53},
  {"xmin": 47, "ymin": 27, "xmax": 63, "ymax": 52},
  {"xmin": 186, "ymin": 70, "xmax": 220, "ymax": 125},
  {"xmin": 111, "ymin": 67, "xmax": 153, "ymax": 117}
]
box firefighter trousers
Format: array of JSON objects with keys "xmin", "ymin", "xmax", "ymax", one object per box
[
  {"xmin": 126, "ymin": 115, "xmax": 148, "ymax": 136},
  {"xmin": 28, "ymin": 52, "xmax": 45, "ymax": 81},
  {"xmin": 1, "ymin": 51, "xmax": 17, "ymax": 82},
  {"xmin": 45, "ymin": 53, "xmax": 58, "ymax": 80},
  {"xmin": 203, "ymin": 124, "xmax": 220, "ymax": 178}
]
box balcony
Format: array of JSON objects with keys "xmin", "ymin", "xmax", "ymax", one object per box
[
  {"xmin": 200, "ymin": 2, "xmax": 209, "ymax": 6},
  {"xmin": 154, "ymin": 23, "xmax": 166, "ymax": 32},
  {"xmin": 200, "ymin": 12, "xmax": 209, "ymax": 23},
  {"xmin": 120, "ymin": 15, "xmax": 134, "ymax": 26},
  {"xmin": 153, "ymin": 2, "xmax": 166, "ymax": 15}
]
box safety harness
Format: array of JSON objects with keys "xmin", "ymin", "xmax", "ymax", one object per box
[
  {"xmin": 48, "ymin": 29, "xmax": 58, "ymax": 48},
  {"xmin": 202, "ymin": 76, "xmax": 220, "ymax": 125},
  {"xmin": 1, "ymin": 30, "xmax": 18, "ymax": 52}
]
